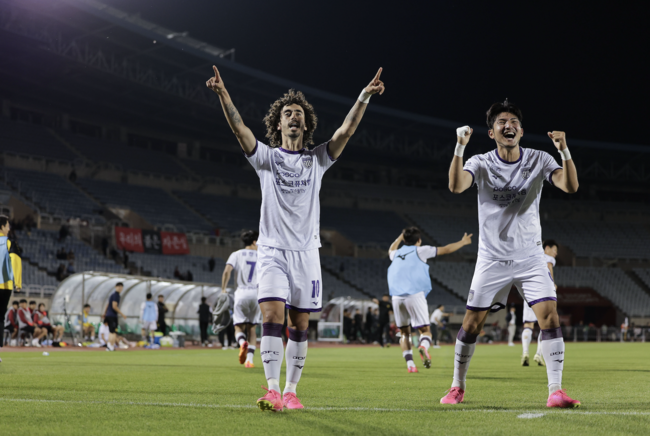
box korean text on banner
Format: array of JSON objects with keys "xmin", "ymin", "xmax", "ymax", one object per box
[
  {"xmin": 115, "ymin": 227, "xmax": 144, "ymax": 253},
  {"xmin": 161, "ymin": 232, "xmax": 190, "ymax": 255}
]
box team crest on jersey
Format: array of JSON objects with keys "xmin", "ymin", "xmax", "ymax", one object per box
[
  {"xmin": 302, "ymin": 155, "xmax": 313, "ymax": 168},
  {"xmin": 521, "ymin": 167, "xmax": 532, "ymax": 179},
  {"xmin": 468, "ymin": 290, "xmax": 475, "ymax": 302}
]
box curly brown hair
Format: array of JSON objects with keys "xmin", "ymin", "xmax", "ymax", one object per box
[{"xmin": 263, "ymin": 89, "xmax": 318, "ymax": 147}]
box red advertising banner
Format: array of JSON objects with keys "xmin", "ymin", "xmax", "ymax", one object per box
[
  {"xmin": 115, "ymin": 227, "xmax": 144, "ymax": 253},
  {"xmin": 161, "ymin": 231, "xmax": 190, "ymax": 255}
]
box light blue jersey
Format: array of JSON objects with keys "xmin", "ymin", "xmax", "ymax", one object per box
[
  {"xmin": 387, "ymin": 245, "xmax": 437, "ymax": 297},
  {"xmin": 141, "ymin": 301, "xmax": 158, "ymax": 322}
]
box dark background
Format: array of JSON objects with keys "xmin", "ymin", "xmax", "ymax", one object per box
[{"xmin": 100, "ymin": 0, "xmax": 649, "ymax": 146}]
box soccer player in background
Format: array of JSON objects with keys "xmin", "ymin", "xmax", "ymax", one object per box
[
  {"xmin": 0, "ymin": 215, "xmax": 19, "ymax": 361},
  {"xmin": 506, "ymin": 306, "xmax": 516, "ymax": 346},
  {"xmin": 430, "ymin": 304, "xmax": 451, "ymax": 348},
  {"xmin": 82, "ymin": 304, "xmax": 95, "ymax": 341},
  {"xmin": 387, "ymin": 227, "xmax": 472, "ymax": 372},
  {"xmin": 521, "ymin": 240, "xmax": 559, "ymax": 366},
  {"xmin": 222, "ymin": 230, "xmax": 260, "ymax": 368},
  {"xmin": 18, "ymin": 299, "xmax": 46, "ymax": 347},
  {"xmin": 104, "ymin": 282, "xmax": 126, "ymax": 352},
  {"xmin": 140, "ymin": 293, "xmax": 158, "ymax": 344},
  {"xmin": 443, "ymin": 100, "xmax": 580, "ymax": 408},
  {"xmin": 207, "ymin": 65, "xmax": 385, "ymax": 411},
  {"xmin": 34, "ymin": 303, "xmax": 65, "ymax": 342},
  {"xmin": 4, "ymin": 300, "xmax": 19, "ymax": 344}
]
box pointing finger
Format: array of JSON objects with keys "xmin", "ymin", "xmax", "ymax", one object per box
[
  {"xmin": 212, "ymin": 65, "xmax": 220, "ymax": 81},
  {"xmin": 374, "ymin": 67, "xmax": 382, "ymax": 82},
  {"xmin": 468, "ymin": 234, "xmax": 473, "ymax": 238}
]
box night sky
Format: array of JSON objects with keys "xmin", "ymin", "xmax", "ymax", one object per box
[{"xmin": 101, "ymin": 0, "xmax": 647, "ymax": 146}]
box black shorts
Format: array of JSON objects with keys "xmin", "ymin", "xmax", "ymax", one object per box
[
  {"xmin": 44, "ymin": 325, "xmax": 55, "ymax": 335},
  {"xmin": 6, "ymin": 324, "xmax": 15, "ymax": 333},
  {"xmin": 105, "ymin": 317, "xmax": 118, "ymax": 334},
  {"xmin": 21, "ymin": 326, "xmax": 35, "ymax": 335}
]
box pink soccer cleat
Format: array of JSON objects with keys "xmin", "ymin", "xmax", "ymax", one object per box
[
  {"xmin": 238, "ymin": 341, "xmax": 249, "ymax": 364},
  {"xmin": 256, "ymin": 386, "xmax": 283, "ymax": 412},
  {"xmin": 440, "ymin": 387, "xmax": 465, "ymax": 404},
  {"xmin": 418, "ymin": 346, "xmax": 432, "ymax": 369},
  {"xmin": 547, "ymin": 389, "xmax": 581, "ymax": 408},
  {"xmin": 407, "ymin": 366, "xmax": 419, "ymax": 373},
  {"xmin": 282, "ymin": 392, "xmax": 304, "ymax": 410},
  {"xmin": 244, "ymin": 361, "xmax": 255, "ymax": 368}
]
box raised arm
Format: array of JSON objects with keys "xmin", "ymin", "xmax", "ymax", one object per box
[
  {"xmin": 206, "ymin": 66, "xmax": 256, "ymax": 154},
  {"xmin": 221, "ymin": 264, "xmax": 233, "ymax": 294},
  {"xmin": 329, "ymin": 68, "xmax": 385, "ymax": 160},
  {"xmin": 549, "ymin": 131, "xmax": 579, "ymax": 194},
  {"xmin": 388, "ymin": 232, "xmax": 404, "ymax": 255},
  {"xmin": 437, "ymin": 233, "xmax": 473, "ymax": 256},
  {"xmin": 448, "ymin": 127, "xmax": 475, "ymax": 194}
]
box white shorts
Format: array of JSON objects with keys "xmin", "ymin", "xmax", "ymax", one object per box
[
  {"xmin": 257, "ymin": 245, "xmax": 323, "ymax": 312},
  {"xmin": 142, "ymin": 321, "xmax": 157, "ymax": 332},
  {"xmin": 392, "ymin": 292, "xmax": 430, "ymax": 329},
  {"xmin": 467, "ymin": 254, "xmax": 556, "ymax": 313},
  {"xmin": 233, "ymin": 287, "xmax": 261, "ymax": 325},
  {"xmin": 523, "ymin": 302, "xmax": 537, "ymax": 324}
]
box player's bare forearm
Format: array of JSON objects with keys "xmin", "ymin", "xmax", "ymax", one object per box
[
  {"xmin": 329, "ymin": 100, "xmax": 368, "ymax": 159},
  {"xmin": 388, "ymin": 233, "xmax": 404, "ymax": 254},
  {"xmin": 217, "ymin": 90, "xmax": 256, "ymax": 154},
  {"xmin": 553, "ymin": 160, "xmax": 579, "ymax": 194},
  {"xmin": 221, "ymin": 268, "xmax": 232, "ymax": 293},
  {"xmin": 438, "ymin": 233, "xmax": 472, "ymax": 256},
  {"xmin": 448, "ymin": 156, "xmax": 472, "ymax": 194}
]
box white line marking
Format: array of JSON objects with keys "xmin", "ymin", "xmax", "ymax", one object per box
[
  {"xmin": 0, "ymin": 398, "xmax": 648, "ymax": 416},
  {"xmin": 518, "ymin": 413, "xmax": 545, "ymax": 419}
]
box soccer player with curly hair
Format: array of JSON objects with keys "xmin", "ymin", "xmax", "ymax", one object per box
[{"xmin": 207, "ymin": 66, "xmax": 385, "ymax": 411}]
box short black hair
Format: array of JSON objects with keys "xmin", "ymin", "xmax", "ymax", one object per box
[
  {"xmin": 543, "ymin": 240, "xmax": 559, "ymax": 250},
  {"xmin": 241, "ymin": 230, "xmax": 259, "ymax": 246},
  {"xmin": 84, "ymin": 304, "xmax": 90, "ymax": 308},
  {"xmin": 403, "ymin": 227, "xmax": 421, "ymax": 245},
  {"xmin": 486, "ymin": 99, "xmax": 523, "ymax": 129},
  {"xmin": 158, "ymin": 294, "xmax": 164, "ymax": 298},
  {"xmin": 146, "ymin": 293, "xmax": 152, "ymax": 300},
  {"xmin": 38, "ymin": 303, "xmax": 45, "ymax": 309},
  {"xmin": 19, "ymin": 299, "xmax": 27, "ymax": 303},
  {"xmin": 29, "ymin": 300, "xmax": 36, "ymax": 305},
  {"xmin": 115, "ymin": 282, "xmax": 124, "ymax": 287},
  {"xmin": 201, "ymin": 297, "xmax": 207, "ymax": 303},
  {"xmin": 12, "ymin": 300, "xmax": 19, "ymax": 305},
  {"xmin": 437, "ymin": 304, "xmax": 444, "ymax": 309},
  {"xmin": 0, "ymin": 215, "xmax": 9, "ymax": 228}
]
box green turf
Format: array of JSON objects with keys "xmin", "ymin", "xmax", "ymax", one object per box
[{"xmin": 1, "ymin": 343, "xmax": 649, "ymax": 435}]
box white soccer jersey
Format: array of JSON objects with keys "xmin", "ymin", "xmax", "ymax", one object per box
[
  {"xmin": 463, "ymin": 148, "xmax": 562, "ymax": 261},
  {"xmin": 544, "ymin": 254, "xmax": 557, "ymax": 267},
  {"xmin": 245, "ymin": 140, "xmax": 336, "ymax": 251},
  {"xmin": 226, "ymin": 248, "xmax": 259, "ymax": 289}
]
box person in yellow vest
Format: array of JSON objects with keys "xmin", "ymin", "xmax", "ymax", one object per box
[
  {"xmin": 1, "ymin": 215, "xmax": 20, "ymax": 362},
  {"xmin": 82, "ymin": 304, "xmax": 95, "ymax": 341}
]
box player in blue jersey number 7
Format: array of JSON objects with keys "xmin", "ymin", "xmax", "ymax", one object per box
[
  {"xmin": 443, "ymin": 100, "xmax": 581, "ymax": 408},
  {"xmin": 207, "ymin": 66, "xmax": 385, "ymax": 412}
]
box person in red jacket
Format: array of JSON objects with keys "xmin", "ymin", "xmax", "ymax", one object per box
[
  {"xmin": 34, "ymin": 303, "xmax": 64, "ymax": 342},
  {"xmin": 18, "ymin": 300, "xmax": 46, "ymax": 347},
  {"xmin": 3, "ymin": 300, "xmax": 19, "ymax": 343}
]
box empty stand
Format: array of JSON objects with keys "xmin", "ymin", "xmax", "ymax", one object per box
[
  {"xmin": 410, "ymin": 214, "xmax": 479, "ymax": 254},
  {"xmin": 321, "ymin": 207, "xmax": 407, "ymax": 245},
  {"xmin": 0, "ymin": 118, "xmax": 77, "ymax": 161},
  {"xmin": 179, "ymin": 192, "xmax": 260, "ymax": 233}
]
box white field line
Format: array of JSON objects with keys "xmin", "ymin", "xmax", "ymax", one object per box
[{"xmin": 0, "ymin": 398, "xmax": 649, "ymax": 416}]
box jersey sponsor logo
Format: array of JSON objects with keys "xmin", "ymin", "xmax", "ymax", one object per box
[
  {"xmin": 493, "ymin": 186, "xmax": 519, "ymax": 192},
  {"xmin": 302, "ymin": 155, "xmax": 313, "ymax": 168},
  {"xmin": 396, "ymin": 251, "xmax": 413, "ymax": 260}
]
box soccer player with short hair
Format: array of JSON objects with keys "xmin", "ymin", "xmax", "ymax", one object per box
[
  {"xmin": 104, "ymin": 282, "xmax": 126, "ymax": 352},
  {"xmin": 207, "ymin": 65, "xmax": 385, "ymax": 411},
  {"xmin": 522, "ymin": 239, "xmax": 559, "ymax": 367},
  {"xmin": 140, "ymin": 293, "xmax": 158, "ymax": 344},
  {"xmin": 443, "ymin": 100, "xmax": 580, "ymax": 408},
  {"xmin": 222, "ymin": 230, "xmax": 260, "ymax": 368},
  {"xmin": 387, "ymin": 227, "xmax": 472, "ymax": 372}
]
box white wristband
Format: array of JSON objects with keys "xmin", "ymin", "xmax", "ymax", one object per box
[
  {"xmin": 454, "ymin": 142, "xmax": 466, "ymax": 157},
  {"xmin": 558, "ymin": 148, "xmax": 572, "ymax": 161},
  {"xmin": 358, "ymin": 89, "xmax": 372, "ymax": 104}
]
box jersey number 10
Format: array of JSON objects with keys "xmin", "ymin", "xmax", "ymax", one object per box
[{"xmin": 311, "ymin": 280, "xmax": 320, "ymax": 298}]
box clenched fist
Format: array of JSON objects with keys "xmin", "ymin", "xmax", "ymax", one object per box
[{"xmin": 547, "ymin": 131, "xmax": 567, "ymax": 150}]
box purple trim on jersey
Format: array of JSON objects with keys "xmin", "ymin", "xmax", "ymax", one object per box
[
  {"xmin": 463, "ymin": 169, "xmax": 475, "ymax": 185},
  {"xmin": 548, "ymin": 167, "xmax": 562, "ymax": 186},
  {"xmin": 325, "ymin": 141, "xmax": 337, "ymax": 162},
  {"xmin": 457, "ymin": 326, "xmax": 478, "ymax": 344},
  {"xmin": 541, "ymin": 327, "xmax": 563, "ymax": 340},
  {"xmin": 404, "ymin": 353, "xmax": 414, "ymax": 362},
  {"xmin": 412, "ymin": 323, "xmax": 429, "ymax": 329},
  {"xmin": 262, "ymin": 322, "xmax": 283, "ymax": 338},
  {"xmin": 258, "ymin": 297, "xmax": 286, "ymax": 304},
  {"xmin": 279, "ymin": 147, "xmax": 305, "ymax": 154},
  {"xmin": 285, "ymin": 303, "xmax": 322, "ymax": 313},
  {"xmin": 528, "ymin": 296, "xmax": 557, "ymax": 306},
  {"xmin": 242, "ymin": 140, "xmax": 258, "ymax": 158},
  {"xmin": 494, "ymin": 147, "xmax": 523, "ymax": 164},
  {"xmin": 288, "ymin": 327, "xmax": 308, "ymax": 342}
]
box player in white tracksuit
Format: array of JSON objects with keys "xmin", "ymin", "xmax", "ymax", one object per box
[
  {"xmin": 442, "ymin": 99, "xmax": 580, "ymax": 408},
  {"xmin": 522, "ymin": 240, "xmax": 559, "ymax": 367},
  {"xmin": 222, "ymin": 230, "xmax": 260, "ymax": 368},
  {"xmin": 207, "ymin": 65, "xmax": 385, "ymax": 411}
]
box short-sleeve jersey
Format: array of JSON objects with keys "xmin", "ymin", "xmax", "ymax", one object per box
[
  {"xmin": 226, "ymin": 248, "xmax": 259, "ymax": 289},
  {"xmin": 245, "ymin": 140, "xmax": 336, "ymax": 251},
  {"xmin": 105, "ymin": 291, "xmax": 120, "ymax": 317},
  {"xmin": 463, "ymin": 148, "xmax": 562, "ymax": 261},
  {"xmin": 544, "ymin": 254, "xmax": 557, "ymax": 267}
]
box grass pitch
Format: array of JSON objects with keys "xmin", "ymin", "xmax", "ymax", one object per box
[{"xmin": 1, "ymin": 342, "xmax": 648, "ymax": 435}]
